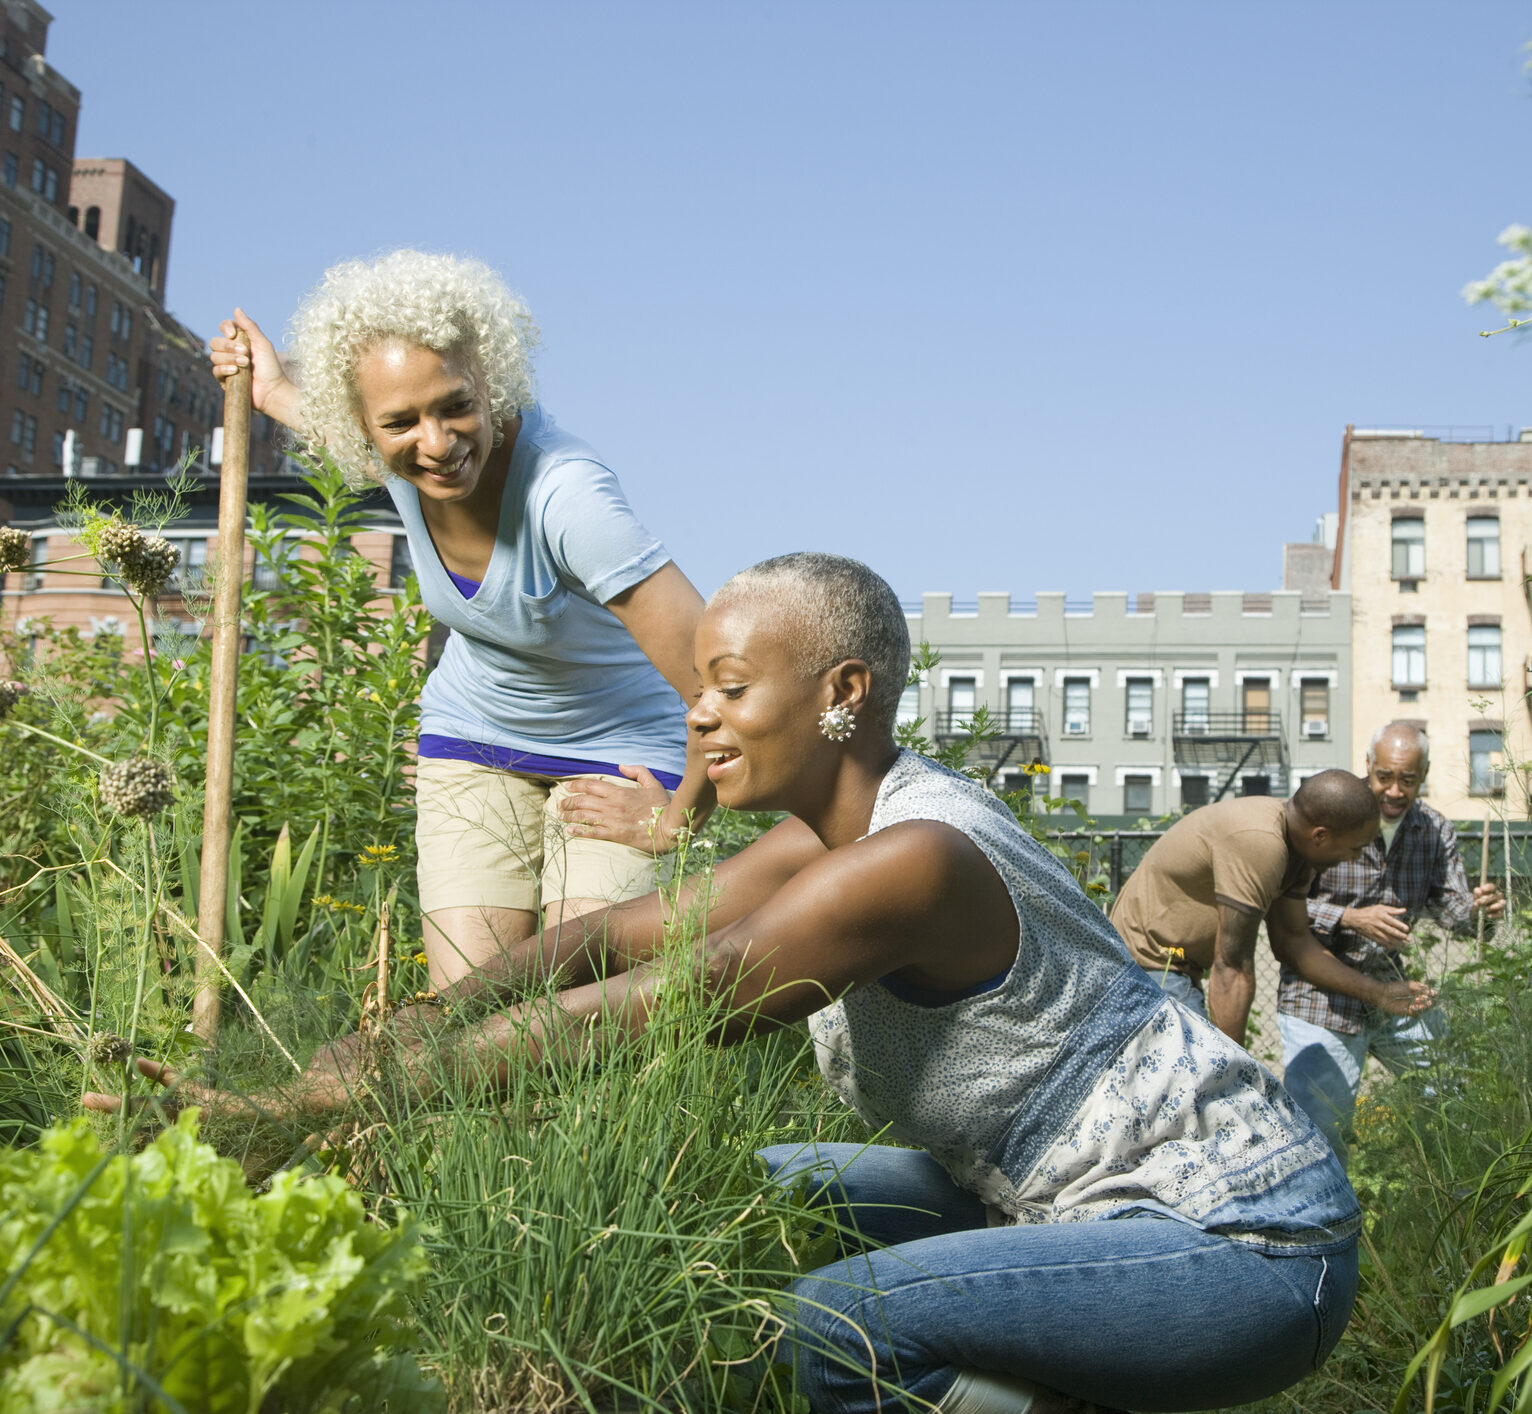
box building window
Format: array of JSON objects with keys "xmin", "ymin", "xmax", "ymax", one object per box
[
  {"xmin": 1468, "ymin": 624, "xmax": 1502, "ymax": 687},
  {"xmin": 32, "ymin": 304, "xmax": 48, "ymax": 341},
  {"xmin": 55, "ymin": 378, "xmax": 70, "ymax": 414},
  {"xmin": 1392, "ymin": 625, "xmax": 1426, "ymax": 687},
  {"xmin": 1467, "ymin": 517, "xmax": 1501, "ymax": 579},
  {"xmin": 1241, "ymin": 678, "xmax": 1272, "ymax": 733},
  {"xmin": 74, "ymin": 387, "xmax": 87, "ymax": 421},
  {"xmin": 42, "ymin": 167, "xmax": 56, "ymax": 202},
  {"xmin": 15, "ymin": 354, "xmax": 41, "ymax": 397},
  {"xmin": 1123, "ymin": 775, "xmax": 1152, "ymax": 814},
  {"xmin": 1392, "ymin": 517, "xmax": 1425, "ymax": 579},
  {"xmin": 1241, "ymin": 775, "xmax": 1272, "ymax": 797},
  {"xmin": 895, "ymin": 683, "xmax": 919, "ymax": 726},
  {"xmin": 10, "ymin": 410, "xmax": 22, "ymax": 445},
  {"xmin": 50, "ymin": 430, "xmax": 64, "ymax": 466},
  {"xmin": 84, "ymin": 207, "xmax": 99, "ymax": 241},
  {"xmin": 1299, "ymin": 679, "xmax": 1330, "ymax": 738},
  {"xmin": 1181, "ymin": 677, "xmax": 1210, "ymax": 731},
  {"xmin": 62, "ymin": 321, "xmax": 75, "ymax": 359},
  {"xmin": 67, "ymin": 272, "xmax": 80, "ymax": 310},
  {"xmin": 2, "ymin": 153, "xmax": 15, "ymax": 188},
  {"xmin": 1124, "ymin": 677, "xmax": 1153, "ymax": 735},
  {"xmin": 170, "ymin": 538, "xmax": 208, "ymax": 591},
  {"xmin": 28, "ymin": 157, "xmax": 42, "ymax": 193},
  {"xmin": 84, "ymin": 283, "xmax": 97, "ymax": 316},
  {"xmin": 947, "ymin": 675, "xmax": 977, "ymax": 729},
  {"xmin": 1006, "ymin": 676, "xmax": 1035, "ymax": 731},
  {"xmin": 1057, "ymin": 774, "xmax": 1090, "ymax": 809},
  {"xmin": 0, "ymin": 217, "xmax": 10, "ymax": 256},
  {"xmin": 1063, "ymin": 678, "xmax": 1091, "ymax": 736},
  {"xmin": 8, "ymin": 96, "xmax": 22, "ymax": 132},
  {"xmin": 1181, "ymin": 774, "xmax": 1210, "ymax": 809},
  {"xmin": 79, "ymin": 334, "xmax": 93, "ymax": 371},
  {"xmin": 1470, "ymin": 729, "xmax": 1505, "ymax": 797}
]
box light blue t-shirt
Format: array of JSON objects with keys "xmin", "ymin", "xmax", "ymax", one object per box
[{"xmin": 387, "ymin": 404, "xmax": 687, "ymax": 777}]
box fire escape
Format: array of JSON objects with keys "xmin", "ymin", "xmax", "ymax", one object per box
[
  {"xmin": 933, "ymin": 707, "xmax": 1049, "ymax": 783},
  {"xmin": 1171, "ymin": 707, "xmax": 1287, "ymax": 805}
]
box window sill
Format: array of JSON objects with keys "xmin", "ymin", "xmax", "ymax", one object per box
[
  {"xmin": 1392, "ymin": 683, "xmax": 1426, "ymax": 692},
  {"xmin": 1466, "ymin": 575, "xmax": 1502, "ymax": 582},
  {"xmin": 1392, "ymin": 577, "xmax": 1425, "ymax": 586}
]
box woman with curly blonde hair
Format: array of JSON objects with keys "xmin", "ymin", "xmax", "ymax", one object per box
[{"xmin": 210, "ymin": 251, "xmax": 711, "ymax": 988}]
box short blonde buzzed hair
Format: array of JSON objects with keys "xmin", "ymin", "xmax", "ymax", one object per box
[
  {"xmin": 710, "ymin": 552, "xmax": 911, "ymax": 733},
  {"xmin": 289, "ymin": 249, "xmax": 539, "ymax": 486}
]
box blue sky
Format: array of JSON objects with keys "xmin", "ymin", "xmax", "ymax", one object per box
[{"xmin": 52, "ymin": 2, "xmax": 1532, "ymax": 599}]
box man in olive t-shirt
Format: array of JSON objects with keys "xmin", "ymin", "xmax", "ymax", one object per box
[{"xmin": 1111, "ymin": 771, "xmax": 1429, "ymax": 1045}]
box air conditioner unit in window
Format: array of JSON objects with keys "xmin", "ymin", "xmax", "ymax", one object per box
[
  {"xmin": 1129, "ymin": 724, "xmax": 1151, "ymax": 737},
  {"xmin": 1063, "ymin": 721, "xmax": 1088, "ymax": 736},
  {"xmin": 1302, "ymin": 720, "xmax": 1328, "ymax": 738}
]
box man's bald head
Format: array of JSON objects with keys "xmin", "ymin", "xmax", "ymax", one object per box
[{"xmin": 1288, "ymin": 769, "xmax": 1381, "ymax": 869}]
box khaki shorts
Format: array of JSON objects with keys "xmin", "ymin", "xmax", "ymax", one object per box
[{"xmin": 414, "ymin": 755, "xmax": 661, "ymax": 915}]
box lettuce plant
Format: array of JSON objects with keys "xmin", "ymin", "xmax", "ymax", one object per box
[{"xmin": 0, "ymin": 1112, "xmax": 440, "ymax": 1413}]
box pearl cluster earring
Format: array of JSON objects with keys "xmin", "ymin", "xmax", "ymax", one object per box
[{"xmin": 819, "ymin": 704, "xmax": 856, "ymax": 742}]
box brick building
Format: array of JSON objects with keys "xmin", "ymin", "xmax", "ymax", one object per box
[
  {"xmin": 0, "ymin": 0, "xmax": 247, "ymax": 484},
  {"xmin": 0, "ymin": 474, "xmax": 408, "ymax": 645},
  {"xmin": 1332, "ymin": 425, "xmax": 1532, "ymax": 820}
]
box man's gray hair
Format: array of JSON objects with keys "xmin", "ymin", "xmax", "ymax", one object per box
[
  {"xmin": 710, "ymin": 552, "xmax": 910, "ymax": 732},
  {"xmin": 1367, "ymin": 720, "xmax": 1430, "ymax": 773}
]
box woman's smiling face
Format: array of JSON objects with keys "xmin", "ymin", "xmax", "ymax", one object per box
[
  {"xmin": 352, "ymin": 340, "xmax": 495, "ymax": 502},
  {"xmin": 687, "ymin": 604, "xmax": 827, "ymax": 811}
]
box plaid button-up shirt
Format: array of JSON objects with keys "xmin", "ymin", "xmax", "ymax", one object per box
[{"xmin": 1278, "ymin": 799, "xmax": 1473, "ymax": 1034}]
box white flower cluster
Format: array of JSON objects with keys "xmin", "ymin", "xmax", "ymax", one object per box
[{"xmin": 1462, "ymin": 224, "xmax": 1532, "ymax": 315}]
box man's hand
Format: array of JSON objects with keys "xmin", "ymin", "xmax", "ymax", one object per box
[
  {"xmin": 1473, "ymin": 882, "xmax": 1506, "ymax": 919},
  {"xmin": 1341, "ymin": 903, "xmax": 1412, "ymax": 948},
  {"xmin": 1372, "ymin": 978, "xmax": 1437, "ymax": 1017}
]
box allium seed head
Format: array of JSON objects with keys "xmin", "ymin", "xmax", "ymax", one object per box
[
  {"xmin": 89, "ymin": 1032, "xmax": 133, "ymax": 1067},
  {"xmin": 96, "ymin": 520, "xmax": 145, "ymax": 565},
  {"xmin": 98, "ymin": 756, "xmax": 176, "ymax": 817},
  {"xmin": 0, "ymin": 526, "xmax": 29, "ymax": 573},
  {"xmin": 120, "ymin": 535, "xmax": 179, "ymax": 597}
]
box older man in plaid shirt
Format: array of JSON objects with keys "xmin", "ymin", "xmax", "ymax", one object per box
[{"xmin": 1279, "ymin": 722, "xmax": 1504, "ymax": 1159}]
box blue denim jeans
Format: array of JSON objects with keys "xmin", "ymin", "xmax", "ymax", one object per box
[
  {"xmin": 762, "ymin": 1143, "xmax": 1357, "ymax": 1414},
  {"xmin": 1278, "ymin": 1007, "xmax": 1446, "ymax": 1162},
  {"xmin": 1154, "ymin": 968, "xmax": 1207, "ymax": 1017}
]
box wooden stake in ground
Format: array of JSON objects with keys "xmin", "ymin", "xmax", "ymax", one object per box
[
  {"xmin": 1477, "ymin": 816, "xmax": 1491, "ymax": 964},
  {"xmin": 192, "ymin": 331, "xmax": 252, "ymax": 1043}
]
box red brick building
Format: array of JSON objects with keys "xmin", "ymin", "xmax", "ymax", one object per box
[{"xmin": 0, "ymin": 0, "xmax": 268, "ymax": 484}]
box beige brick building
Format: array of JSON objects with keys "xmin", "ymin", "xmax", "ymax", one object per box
[{"xmin": 1333, "ymin": 426, "xmax": 1532, "ymax": 819}]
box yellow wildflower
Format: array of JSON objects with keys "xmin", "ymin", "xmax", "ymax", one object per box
[
  {"xmin": 412, "ymin": 951, "xmax": 428, "ymax": 966},
  {"xmin": 360, "ymin": 843, "xmax": 399, "ymax": 865}
]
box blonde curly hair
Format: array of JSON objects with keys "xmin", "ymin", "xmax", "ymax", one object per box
[{"xmin": 289, "ymin": 249, "xmax": 539, "ymax": 486}]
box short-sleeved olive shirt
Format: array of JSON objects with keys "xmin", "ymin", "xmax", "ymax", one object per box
[{"xmin": 1110, "ymin": 797, "xmax": 1314, "ymax": 976}]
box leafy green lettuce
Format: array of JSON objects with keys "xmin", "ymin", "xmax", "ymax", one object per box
[{"xmin": 0, "ymin": 1113, "xmax": 441, "ymax": 1413}]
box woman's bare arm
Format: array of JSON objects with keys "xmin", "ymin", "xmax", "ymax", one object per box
[{"xmin": 441, "ymin": 815, "xmax": 829, "ymax": 1007}]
